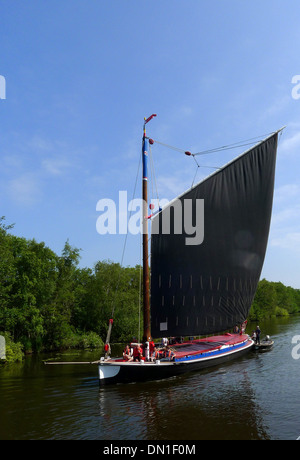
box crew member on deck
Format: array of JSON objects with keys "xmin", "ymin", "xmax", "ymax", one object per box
[
  {"xmin": 240, "ymin": 320, "xmax": 248, "ymax": 335},
  {"xmin": 164, "ymin": 346, "xmax": 175, "ymax": 361},
  {"xmin": 150, "ymin": 347, "xmax": 159, "ymax": 362},
  {"xmin": 255, "ymin": 326, "xmax": 261, "ymax": 345},
  {"xmin": 123, "ymin": 345, "xmax": 133, "ymax": 362},
  {"xmin": 162, "ymin": 337, "xmax": 169, "ymax": 347},
  {"xmin": 149, "ymin": 340, "xmax": 155, "ymax": 356},
  {"xmin": 133, "ymin": 344, "xmax": 143, "ymax": 362}
]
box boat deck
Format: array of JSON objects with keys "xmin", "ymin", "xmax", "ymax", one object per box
[{"xmin": 171, "ymin": 334, "xmax": 248, "ymax": 359}]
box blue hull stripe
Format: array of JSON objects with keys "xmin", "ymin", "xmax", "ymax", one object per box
[{"xmin": 175, "ymin": 341, "xmax": 247, "ymax": 363}]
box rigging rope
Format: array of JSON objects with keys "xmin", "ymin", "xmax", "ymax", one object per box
[
  {"xmin": 147, "ymin": 131, "xmax": 278, "ymax": 189},
  {"xmin": 147, "ymin": 131, "xmax": 277, "ymax": 157}
]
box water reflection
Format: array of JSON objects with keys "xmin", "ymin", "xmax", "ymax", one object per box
[{"xmin": 97, "ymin": 355, "xmax": 269, "ymax": 440}]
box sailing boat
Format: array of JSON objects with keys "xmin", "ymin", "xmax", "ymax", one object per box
[{"xmin": 98, "ymin": 115, "xmax": 281, "ymax": 385}]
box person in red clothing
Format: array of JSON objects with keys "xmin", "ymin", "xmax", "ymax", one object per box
[
  {"xmin": 148, "ymin": 340, "xmax": 155, "ymax": 360},
  {"xmin": 133, "ymin": 344, "xmax": 143, "ymax": 362}
]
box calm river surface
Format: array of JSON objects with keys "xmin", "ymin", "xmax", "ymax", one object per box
[{"xmin": 1, "ymin": 315, "xmax": 300, "ymax": 440}]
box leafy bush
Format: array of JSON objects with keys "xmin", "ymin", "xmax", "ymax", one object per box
[
  {"xmin": 274, "ymin": 306, "xmax": 289, "ymax": 317},
  {"xmin": 78, "ymin": 332, "xmax": 104, "ymax": 349},
  {"xmin": 1, "ymin": 333, "xmax": 23, "ymax": 363}
]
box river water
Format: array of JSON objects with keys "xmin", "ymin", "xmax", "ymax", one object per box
[{"xmin": 1, "ymin": 315, "xmax": 300, "ymax": 441}]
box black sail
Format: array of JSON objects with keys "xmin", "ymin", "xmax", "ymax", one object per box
[{"xmin": 150, "ymin": 132, "xmax": 278, "ymax": 337}]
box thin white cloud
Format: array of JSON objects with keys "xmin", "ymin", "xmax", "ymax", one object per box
[
  {"xmin": 0, "ymin": 134, "xmax": 85, "ymax": 207},
  {"xmin": 3, "ymin": 154, "xmax": 25, "ymax": 171},
  {"xmin": 271, "ymin": 232, "xmax": 300, "ymax": 251},
  {"xmin": 156, "ymin": 174, "xmax": 193, "ymax": 199},
  {"xmin": 178, "ymin": 106, "xmax": 193, "ymax": 118},
  {"xmin": 274, "ymin": 184, "xmax": 300, "ymax": 204},
  {"xmin": 271, "ymin": 208, "xmax": 298, "ymax": 227},
  {"xmin": 270, "ymin": 183, "xmax": 300, "ymax": 252},
  {"xmin": 29, "ymin": 135, "xmax": 54, "ymax": 153},
  {"xmin": 41, "ymin": 157, "xmax": 71, "ymax": 176},
  {"xmin": 261, "ymin": 95, "xmax": 291, "ymax": 120},
  {"xmin": 279, "ymin": 131, "xmax": 300, "ymax": 154},
  {"xmin": 6, "ymin": 174, "xmax": 41, "ymax": 206}
]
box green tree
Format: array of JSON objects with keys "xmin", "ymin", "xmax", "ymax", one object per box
[
  {"xmin": 274, "ymin": 283, "xmax": 298, "ymax": 315},
  {"xmin": 7, "ymin": 237, "xmax": 58, "ymax": 350},
  {"xmin": 0, "ymin": 218, "xmax": 15, "ymax": 317},
  {"xmin": 249, "ymin": 279, "xmax": 277, "ymax": 320},
  {"xmin": 42, "ymin": 240, "xmax": 81, "ymax": 350}
]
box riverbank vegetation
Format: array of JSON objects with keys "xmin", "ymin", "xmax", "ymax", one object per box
[
  {"xmin": 1, "ymin": 217, "xmax": 300, "ymax": 362},
  {"xmin": 0, "ymin": 218, "xmax": 141, "ymax": 362},
  {"xmin": 249, "ymin": 278, "xmax": 300, "ymax": 321}
]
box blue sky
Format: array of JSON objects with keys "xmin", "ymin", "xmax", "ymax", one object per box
[{"xmin": 0, "ymin": 0, "xmax": 300, "ymax": 287}]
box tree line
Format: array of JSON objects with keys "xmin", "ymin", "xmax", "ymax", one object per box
[
  {"xmin": 1, "ymin": 217, "xmax": 300, "ymax": 362},
  {"xmin": 249, "ymin": 278, "xmax": 300, "ymax": 320},
  {"xmin": 0, "ymin": 217, "xmax": 142, "ymax": 361}
]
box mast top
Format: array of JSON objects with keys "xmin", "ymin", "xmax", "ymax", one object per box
[{"xmin": 144, "ymin": 114, "xmax": 157, "ymax": 126}]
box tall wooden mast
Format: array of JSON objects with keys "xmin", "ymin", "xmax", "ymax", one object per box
[{"xmin": 142, "ymin": 114, "xmax": 156, "ymax": 342}]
